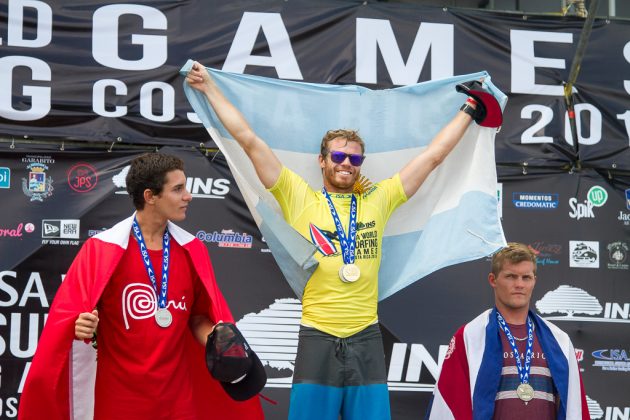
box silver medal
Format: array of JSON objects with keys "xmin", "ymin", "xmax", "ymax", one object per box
[{"xmin": 155, "ymin": 308, "xmax": 173, "ymax": 328}]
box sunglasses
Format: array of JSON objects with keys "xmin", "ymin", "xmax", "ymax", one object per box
[{"xmin": 328, "ymin": 150, "xmax": 366, "ymax": 167}]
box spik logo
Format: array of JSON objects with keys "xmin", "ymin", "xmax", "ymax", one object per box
[
  {"xmin": 568, "ymin": 185, "xmax": 607, "ymax": 220},
  {"xmin": 0, "ymin": 167, "xmax": 10, "ymax": 188}
]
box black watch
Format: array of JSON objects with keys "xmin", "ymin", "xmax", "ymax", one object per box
[{"xmin": 460, "ymin": 103, "xmax": 477, "ymax": 119}]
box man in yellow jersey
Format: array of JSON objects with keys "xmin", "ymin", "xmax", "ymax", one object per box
[{"xmin": 186, "ymin": 61, "xmax": 500, "ymax": 420}]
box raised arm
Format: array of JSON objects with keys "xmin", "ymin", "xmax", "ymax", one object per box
[
  {"xmin": 186, "ymin": 61, "xmax": 282, "ymax": 188},
  {"xmin": 398, "ymin": 105, "xmax": 474, "ymax": 198},
  {"xmin": 399, "ymin": 81, "xmax": 502, "ymax": 198}
]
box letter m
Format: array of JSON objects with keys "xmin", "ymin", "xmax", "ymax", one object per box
[{"xmin": 356, "ymin": 18, "xmax": 453, "ymax": 85}]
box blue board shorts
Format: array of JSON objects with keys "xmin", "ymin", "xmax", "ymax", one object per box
[{"xmin": 288, "ymin": 323, "xmax": 391, "ymax": 420}]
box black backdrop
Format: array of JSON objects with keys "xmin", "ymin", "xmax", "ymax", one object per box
[{"xmin": 1, "ymin": 1, "xmax": 629, "ymax": 418}]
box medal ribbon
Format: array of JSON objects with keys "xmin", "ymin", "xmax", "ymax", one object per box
[
  {"xmin": 132, "ymin": 217, "xmax": 170, "ymax": 308},
  {"xmin": 322, "ymin": 188, "xmax": 357, "ymax": 265},
  {"xmin": 496, "ymin": 310, "xmax": 534, "ymax": 385}
]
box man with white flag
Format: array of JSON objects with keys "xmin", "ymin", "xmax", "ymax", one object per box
[{"xmin": 183, "ymin": 60, "xmax": 505, "ymax": 420}]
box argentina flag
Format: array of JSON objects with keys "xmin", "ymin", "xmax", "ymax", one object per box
[{"xmin": 180, "ymin": 59, "xmax": 506, "ymax": 301}]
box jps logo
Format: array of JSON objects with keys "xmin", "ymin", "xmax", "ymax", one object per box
[
  {"xmin": 569, "ymin": 186, "xmax": 608, "ymax": 220},
  {"xmin": 0, "ymin": 167, "xmax": 9, "ymax": 188}
]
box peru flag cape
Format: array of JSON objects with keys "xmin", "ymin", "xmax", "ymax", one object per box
[
  {"xmin": 427, "ymin": 308, "xmax": 589, "ymax": 420},
  {"xmin": 18, "ymin": 215, "xmax": 264, "ymax": 420},
  {"xmin": 180, "ymin": 60, "xmax": 506, "ymax": 301}
]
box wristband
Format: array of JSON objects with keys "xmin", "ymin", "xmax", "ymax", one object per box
[{"xmin": 460, "ymin": 103, "xmax": 477, "ymax": 119}]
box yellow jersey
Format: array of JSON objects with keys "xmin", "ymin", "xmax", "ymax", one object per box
[{"xmin": 269, "ymin": 167, "xmax": 407, "ymax": 337}]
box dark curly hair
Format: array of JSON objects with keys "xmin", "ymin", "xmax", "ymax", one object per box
[{"xmin": 126, "ymin": 153, "xmax": 184, "ymax": 210}]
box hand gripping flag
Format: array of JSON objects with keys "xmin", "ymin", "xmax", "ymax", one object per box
[{"xmin": 181, "ymin": 60, "xmax": 506, "ymax": 301}]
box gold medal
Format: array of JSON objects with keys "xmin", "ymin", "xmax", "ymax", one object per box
[
  {"xmin": 339, "ymin": 263, "xmax": 361, "ymax": 283},
  {"xmin": 516, "ymin": 383, "xmax": 534, "ymax": 402}
]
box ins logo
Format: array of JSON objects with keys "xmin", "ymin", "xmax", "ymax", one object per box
[
  {"xmin": 67, "ymin": 163, "xmax": 98, "ymax": 193},
  {"xmin": 112, "ymin": 165, "xmax": 230, "ymax": 198},
  {"xmin": 587, "ymin": 395, "xmax": 630, "ymax": 420},
  {"xmin": 237, "ymin": 298, "xmax": 447, "ymax": 393},
  {"xmin": 536, "ymin": 285, "xmax": 630, "ymax": 324},
  {"xmin": 568, "ymin": 185, "xmax": 608, "ymax": 220}
]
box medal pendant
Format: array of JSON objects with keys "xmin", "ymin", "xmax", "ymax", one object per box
[
  {"xmin": 155, "ymin": 308, "xmax": 173, "ymax": 328},
  {"xmin": 516, "ymin": 383, "xmax": 534, "ymax": 402},
  {"xmin": 339, "ymin": 263, "xmax": 361, "ymax": 283}
]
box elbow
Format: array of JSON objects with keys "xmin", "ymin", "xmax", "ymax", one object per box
[{"xmin": 429, "ymin": 153, "xmax": 445, "ymax": 170}]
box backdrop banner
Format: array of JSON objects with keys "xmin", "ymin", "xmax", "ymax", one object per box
[{"xmin": 0, "ymin": 1, "xmax": 629, "ymax": 418}]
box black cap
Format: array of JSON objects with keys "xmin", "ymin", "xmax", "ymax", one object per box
[{"xmin": 206, "ymin": 322, "xmax": 267, "ymax": 401}]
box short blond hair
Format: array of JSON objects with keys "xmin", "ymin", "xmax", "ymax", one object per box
[
  {"xmin": 319, "ymin": 129, "xmax": 365, "ymax": 156},
  {"xmin": 491, "ymin": 242, "xmax": 537, "ymax": 276}
]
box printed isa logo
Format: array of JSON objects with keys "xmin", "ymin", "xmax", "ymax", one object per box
[{"xmin": 0, "ymin": 167, "xmax": 10, "ymax": 188}]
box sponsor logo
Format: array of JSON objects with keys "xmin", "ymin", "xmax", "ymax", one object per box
[
  {"xmin": 512, "ymin": 192, "xmax": 559, "ymax": 210},
  {"xmin": 238, "ymin": 298, "xmax": 447, "ymax": 392},
  {"xmin": 41, "ymin": 220, "xmax": 80, "ymax": 245},
  {"xmin": 575, "ymin": 348, "xmax": 585, "ymax": 372},
  {"xmin": 196, "ymin": 229, "xmax": 253, "ymax": 248},
  {"xmin": 607, "ymin": 241, "xmax": 629, "ymax": 270},
  {"xmin": 88, "ymin": 228, "xmax": 107, "ymax": 237},
  {"xmin": 237, "ymin": 298, "xmax": 301, "ymax": 388},
  {"xmin": 575, "ymin": 348, "xmax": 584, "ymax": 362},
  {"xmin": 587, "ymin": 396, "xmax": 604, "ymax": 419},
  {"xmin": 67, "ymin": 163, "xmax": 98, "ymax": 192},
  {"xmin": 536, "ymin": 285, "xmax": 630, "ymax": 324},
  {"xmin": 0, "ymin": 222, "xmax": 35, "ymax": 238},
  {"xmin": 356, "ymin": 220, "xmax": 376, "ymax": 230},
  {"xmin": 527, "ymin": 241, "xmax": 561, "ymax": 266},
  {"xmin": 260, "ymin": 236, "xmax": 271, "ymax": 253},
  {"xmin": 618, "ymin": 211, "xmax": 630, "ymax": 226},
  {"xmin": 570, "ymin": 241, "xmax": 599, "ymax": 268},
  {"xmin": 0, "ymin": 167, "xmax": 10, "ymax": 188},
  {"xmin": 21, "ymin": 156, "xmax": 55, "ymax": 201},
  {"xmin": 618, "ymin": 190, "xmax": 630, "ymax": 227},
  {"xmin": 569, "ymin": 185, "xmax": 608, "ymax": 220},
  {"xmin": 112, "ymin": 165, "xmax": 230, "ymax": 198},
  {"xmin": 586, "ymin": 395, "xmax": 630, "ymax": 420},
  {"xmin": 591, "ymin": 349, "xmax": 630, "ymax": 372}
]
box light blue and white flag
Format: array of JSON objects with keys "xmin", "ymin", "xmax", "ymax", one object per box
[{"xmin": 180, "ymin": 60, "xmax": 506, "ymax": 301}]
